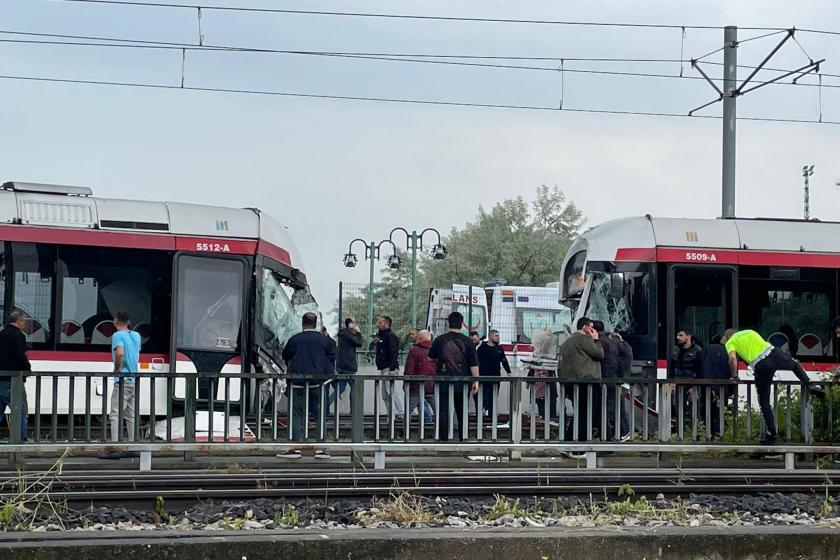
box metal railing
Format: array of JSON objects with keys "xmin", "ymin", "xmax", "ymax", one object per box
[{"xmin": 1, "ymin": 371, "xmax": 839, "ymax": 465}]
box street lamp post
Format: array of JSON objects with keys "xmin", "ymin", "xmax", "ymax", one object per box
[
  {"xmin": 388, "ymin": 227, "xmax": 447, "ymax": 329},
  {"xmin": 343, "ymin": 238, "xmax": 398, "ymax": 337},
  {"xmin": 344, "ymin": 229, "xmax": 447, "ymax": 335},
  {"xmin": 803, "ymin": 164, "xmax": 815, "ymax": 220}
]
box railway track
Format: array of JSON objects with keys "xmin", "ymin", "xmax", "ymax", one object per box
[{"xmin": 2, "ymin": 468, "xmax": 839, "ymax": 507}]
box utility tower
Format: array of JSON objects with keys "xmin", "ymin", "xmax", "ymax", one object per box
[{"xmin": 690, "ymin": 28, "xmax": 823, "ymax": 219}]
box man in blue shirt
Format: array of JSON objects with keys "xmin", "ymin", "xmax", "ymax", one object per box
[{"xmin": 110, "ymin": 310, "xmax": 141, "ymax": 444}]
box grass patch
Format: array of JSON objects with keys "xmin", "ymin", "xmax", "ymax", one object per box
[
  {"xmin": 274, "ymin": 505, "xmax": 301, "ymax": 526},
  {"xmin": 367, "ymin": 492, "xmax": 437, "ymax": 525},
  {"xmin": 486, "ymin": 494, "xmax": 525, "ymax": 521}
]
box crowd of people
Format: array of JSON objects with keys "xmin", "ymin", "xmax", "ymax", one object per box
[
  {"xmin": 0, "ymin": 308, "xmax": 142, "ymax": 459},
  {"xmin": 3, "ymin": 307, "xmax": 840, "ymax": 454},
  {"xmin": 283, "ymin": 311, "xmax": 497, "ymax": 448}
]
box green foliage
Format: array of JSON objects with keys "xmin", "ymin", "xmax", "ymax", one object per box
[
  {"xmin": 0, "ymin": 502, "xmax": 14, "ymax": 527},
  {"xmin": 154, "ymin": 496, "xmax": 166, "ymax": 518},
  {"xmin": 617, "ymin": 483, "xmax": 635, "ymax": 497},
  {"xmin": 486, "ymin": 495, "xmax": 525, "ymax": 520},
  {"xmin": 604, "ymin": 495, "xmax": 653, "ymax": 517},
  {"xmin": 717, "ymin": 384, "xmax": 840, "ymax": 443},
  {"xmin": 274, "ymin": 505, "xmax": 300, "ymax": 526},
  {"xmin": 423, "ymin": 185, "xmax": 584, "ymax": 288},
  {"xmin": 820, "ymin": 494, "xmax": 834, "ymax": 517}
]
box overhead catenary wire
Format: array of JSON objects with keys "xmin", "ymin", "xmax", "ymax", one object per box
[
  {"xmin": 47, "ymin": 0, "xmax": 840, "ymax": 39},
  {"xmin": 0, "ymin": 30, "xmax": 688, "ymax": 62},
  {"xmin": 1, "ymin": 72, "xmax": 838, "ymax": 125},
  {"xmin": 46, "ymin": 0, "xmax": 772, "ymax": 30},
  {"xmin": 3, "ymin": 36, "xmax": 840, "ymax": 89},
  {"xmin": 3, "ymin": 28, "xmax": 839, "ymax": 79},
  {"xmin": 45, "ymin": 0, "xmax": 840, "ymax": 37}
]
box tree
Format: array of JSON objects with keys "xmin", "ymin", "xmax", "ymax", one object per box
[{"xmin": 422, "ymin": 185, "xmax": 584, "ymax": 287}]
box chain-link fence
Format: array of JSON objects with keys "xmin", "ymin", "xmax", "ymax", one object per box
[{"xmin": 335, "ymin": 281, "xmax": 433, "ymax": 355}]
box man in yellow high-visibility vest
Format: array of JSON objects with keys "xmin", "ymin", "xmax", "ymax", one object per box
[{"xmin": 721, "ymin": 328, "xmax": 824, "ymax": 445}]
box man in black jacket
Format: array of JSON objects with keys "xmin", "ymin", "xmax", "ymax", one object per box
[
  {"xmin": 375, "ymin": 316, "xmax": 403, "ymax": 419},
  {"xmin": 429, "ymin": 312, "xmax": 479, "ymax": 441},
  {"xmin": 672, "ymin": 328, "xmax": 704, "ymax": 378},
  {"xmin": 331, "ymin": 317, "xmax": 363, "ymax": 412},
  {"xmin": 594, "ymin": 320, "xmax": 629, "ymax": 440},
  {"xmin": 280, "ymin": 312, "xmax": 335, "ymax": 453},
  {"xmin": 475, "ymin": 329, "xmax": 510, "ymax": 420},
  {"xmin": 671, "ymin": 328, "xmax": 704, "ymax": 432},
  {"xmin": 0, "ymin": 310, "xmax": 31, "ymax": 442}
]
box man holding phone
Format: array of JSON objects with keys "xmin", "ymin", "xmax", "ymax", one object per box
[
  {"xmin": 557, "ymin": 316, "xmax": 604, "ymax": 441},
  {"xmin": 333, "ymin": 317, "xmax": 363, "ymax": 412}
]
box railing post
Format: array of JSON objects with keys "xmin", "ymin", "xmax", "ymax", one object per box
[
  {"xmin": 9, "ymin": 373, "xmax": 24, "ymax": 466},
  {"xmin": 351, "ymin": 374, "xmax": 365, "ymax": 466},
  {"xmin": 659, "ymin": 382, "xmax": 673, "ymax": 442},
  {"xmin": 509, "ymin": 377, "xmax": 522, "ymax": 460},
  {"xmin": 800, "ymin": 386, "xmax": 814, "ymax": 445},
  {"xmin": 183, "ymin": 373, "xmax": 197, "ymax": 462}
]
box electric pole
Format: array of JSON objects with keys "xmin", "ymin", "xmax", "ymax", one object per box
[
  {"xmin": 721, "ymin": 26, "xmax": 737, "ymax": 219},
  {"xmin": 803, "ymin": 164, "xmax": 814, "ymax": 220}
]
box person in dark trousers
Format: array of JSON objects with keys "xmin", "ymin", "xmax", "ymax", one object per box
[
  {"xmin": 593, "ymin": 320, "xmax": 629, "ymax": 440},
  {"xmin": 403, "ymin": 329, "xmax": 436, "ymax": 424},
  {"xmin": 671, "ymin": 328, "xmax": 704, "ymax": 432},
  {"xmin": 0, "ymin": 310, "xmax": 30, "ymax": 442},
  {"xmin": 557, "ymin": 316, "xmax": 603, "ymax": 441},
  {"xmin": 722, "ymin": 328, "xmax": 824, "ymax": 445},
  {"xmin": 475, "ymin": 329, "xmax": 511, "ymax": 420},
  {"xmin": 428, "ymin": 312, "xmax": 479, "ymax": 441},
  {"xmin": 280, "ymin": 312, "xmax": 336, "ymax": 457},
  {"xmin": 375, "ymin": 316, "xmax": 403, "ymax": 419},
  {"xmin": 331, "ymin": 317, "xmax": 363, "ymax": 412},
  {"xmin": 701, "ymin": 334, "xmax": 732, "ymax": 438}
]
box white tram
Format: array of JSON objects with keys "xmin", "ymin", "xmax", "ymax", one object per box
[
  {"xmin": 559, "ymin": 215, "xmax": 840, "ymax": 379},
  {"xmin": 0, "ymin": 181, "xmax": 314, "ymax": 416}
]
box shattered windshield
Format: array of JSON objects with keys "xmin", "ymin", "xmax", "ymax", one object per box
[
  {"xmin": 585, "ymin": 271, "xmax": 649, "ymax": 335},
  {"xmin": 291, "ymin": 285, "xmax": 322, "ymax": 330},
  {"xmin": 259, "ymin": 269, "xmax": 318, "ymax": 363}
]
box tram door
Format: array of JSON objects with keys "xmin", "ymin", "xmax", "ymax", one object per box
[
  {"xmin": 172, "ymin": 254, "xmax": 249, "ymax": 404},
  {"xmin": 667, "ymin": 265, "xmax": 737, "ymax": 364}
]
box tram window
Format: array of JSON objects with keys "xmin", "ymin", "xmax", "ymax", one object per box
[
  {"xmin": 176, "ymin": 256, "xmax": 244, "ymax": 352},
  {"xmin": 0, "ymin": 244, "xmax": 5, "ymax": 325},
  {"xmin": 11, "ymin": 243, "xmax": 55, "ymax": 348},
  {"xmin": 673, "ymin": 268, "xmax": 733, "ymax": 347},
  {"xmin": 739, "ymin": 268, "xmax": 835, "ymax": 360},
  {"xmin": 57, "ymin": 246, "xmax": 171, "ymax": 353},
  {"xmin": 564, "ymin": 251, "xmax": 586, "ymax": 297}
]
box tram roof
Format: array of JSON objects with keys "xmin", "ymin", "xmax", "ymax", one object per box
[
  {"xmin": 572, "ymin": 215, "xmax": 840, "ymax": 264},
  {"xmin": 0, "ymin": 181, "xmax": 305, "ymax": 276}
]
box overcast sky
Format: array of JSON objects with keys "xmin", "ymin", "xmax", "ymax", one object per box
[{"xmin": 1, "ymin": 0, "xmax": 839, "ymax": 323}]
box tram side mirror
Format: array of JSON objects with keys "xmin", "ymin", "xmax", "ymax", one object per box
[{"xmin": 610, "ymin": 273, "xmax": 625, "ymax": 298}]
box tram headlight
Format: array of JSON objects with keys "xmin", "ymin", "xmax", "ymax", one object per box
[{"xmin": 343, "ymin": 252, "xmax": 358, "ymax": 268}]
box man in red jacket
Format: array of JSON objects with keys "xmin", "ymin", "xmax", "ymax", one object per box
[{"xmin": 404, "ymin": 330, "xmax": 435, "ymax": 424}]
